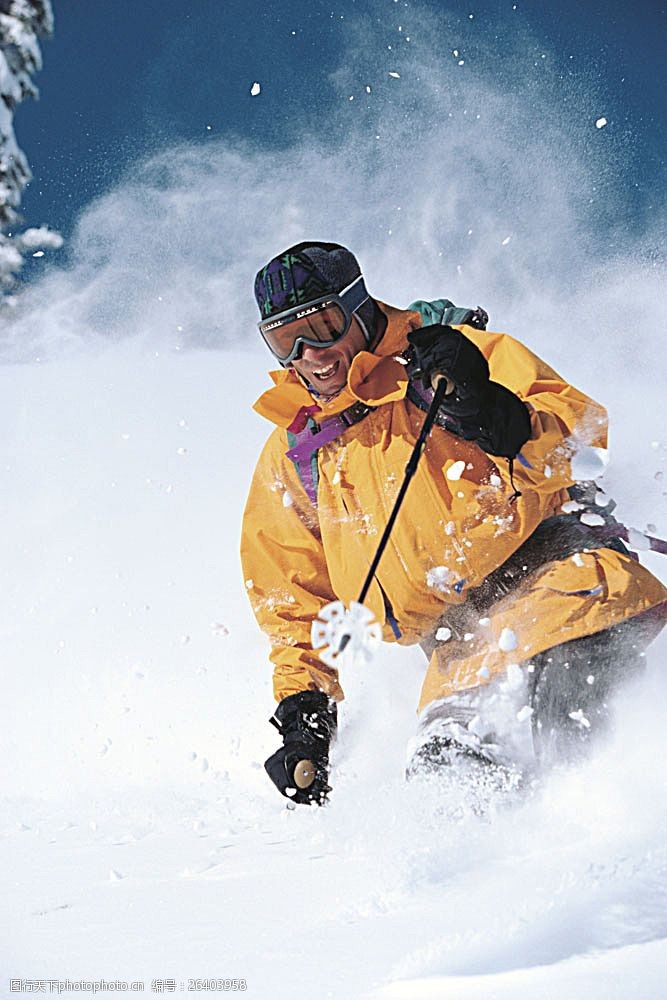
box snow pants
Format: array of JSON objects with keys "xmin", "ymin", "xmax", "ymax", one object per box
[{"xmin": 416, "ymin": 511, "xmax": 665, "ymax": 768}]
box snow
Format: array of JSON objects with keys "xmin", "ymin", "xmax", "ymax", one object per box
[
  {"xmin": 250, "ymin": 81, "xmax": 261, "ymax": 96},
  {"xmin": 498, "ymin": 627, "xmax": 519, "ymax": 652},
  {"xmin": 446, "ymin": 459, "xmax": 466, "ymax": 481},
  {"xmin": 596, "ymin": 116, "xmax": 608, "ymax": 128},
  {"xmin": 427, "ymin": 565, "xmax": 456, "ymax": 591},
  {"xmin": 0, "ymin": 333, "xmax": 664, "ymax": 996},
  {"xmin": 580, "ymin": 511, "xmax": 605, "ymax": 527},
  {"xmin": 18, "ymin": 225, "xmax": 64, "ymax": 250},
  {"xmin": 436, "ymin": 626, "xmax": 452, "ymax": 641},
  {"xmin": 568, "ymin": 708, "xmax": 591, "ymax": 729}
]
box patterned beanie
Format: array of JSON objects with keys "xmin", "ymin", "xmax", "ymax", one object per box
[{"xmin": 254, "ymin": 241, "xmax": 377, "ymax": 342}]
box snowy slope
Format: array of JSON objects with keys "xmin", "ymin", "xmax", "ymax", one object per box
[
  {"xmin": 2, "ymin": 8, "xmax": 666, "ymax": 993},
  {"xmin": 1, "ymin": 336, "xmax": 666, "ymax": 999}
]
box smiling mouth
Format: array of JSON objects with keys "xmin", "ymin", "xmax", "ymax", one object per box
[{"xmin": 311, "ymin": 360, "xmax": 340, "ymax": 381}]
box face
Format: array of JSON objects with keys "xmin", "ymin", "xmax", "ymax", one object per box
[{"xmin": 288, "ymin": 315, "xmax": 369, "ymax": 397}]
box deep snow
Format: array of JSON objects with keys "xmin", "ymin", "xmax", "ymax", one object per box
[{"xmin": 1, "ymin": 339, "xmax": 665, "ymax": 999}]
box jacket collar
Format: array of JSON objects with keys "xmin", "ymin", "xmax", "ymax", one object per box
[{"xmin": 253, "ymin": 301, "xmax": 423, "ymax": 429}]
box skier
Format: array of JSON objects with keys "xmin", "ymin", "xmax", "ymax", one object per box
[{"xmin": 241, "ymin": 241, "xmax": 666, "ymax": 805}]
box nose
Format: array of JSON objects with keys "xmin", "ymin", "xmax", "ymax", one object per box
[{"xmin": 300, "ymin": 344, "xmax": 328, "ymax": 363}]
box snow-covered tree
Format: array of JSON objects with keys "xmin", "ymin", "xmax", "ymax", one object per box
[{"xmin": 0, "ymin": 0, "xmax": 60, "ymax": 292}]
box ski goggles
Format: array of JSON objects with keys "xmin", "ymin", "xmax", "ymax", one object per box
[{"xmin": 258, "ymin": 275, "xmax": 369, "ymax": 364}]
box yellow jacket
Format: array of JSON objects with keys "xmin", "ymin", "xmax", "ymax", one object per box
[{"xmin": 241, "ymin": 302, "xmax": 666, "ymax": 708}]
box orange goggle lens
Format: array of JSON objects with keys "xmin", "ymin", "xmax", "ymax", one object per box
[{"xmin": 259, "ymin": 302, "xmax": 350, "ymax": 362}]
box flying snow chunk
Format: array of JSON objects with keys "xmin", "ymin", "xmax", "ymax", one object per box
[
  {"xmin": 388, "ymin": 71, "xmax": 401, "ymax": 78},
  {"xmin": 499, "ymin": 627, "xmax": 518, "ymax": 652},
  {"xmin": 282, "ymin": 491, "xmax": 293, "ymax": 508},
  {"xmin": 517, "ymin": 705, "xmax": 533, "ymax": 722},
  {"xmin": 595, "ymin": 117, "xmax": 608, "ymax": 129},
  {"xmin": 436, "ymin": 626, "xmax": 452, "ymax": 642},
  {"xmin": 427, "ymin": 566, "xmax": 456, "ymax": 591},
  {"xmin": 32, "ymin": 250, "xmax": 45, "ymax": 258},
  {"xmin": 501, "ymin": 235, "xmax": 512, "ymax": 246},
  {"xmin": 569, "ymin": 708, "xmax": 591, "ymax": 728},
  {"xmin": 250, "ymin": 82, "xmax": 261, "ymax": 96},
  {"xmin": 580, "ymin": 511, "xmax": 605, "ymax": 527},
  {"xmin": 446, "ymin": 460, "xmax": 466, "ymax": 481}
]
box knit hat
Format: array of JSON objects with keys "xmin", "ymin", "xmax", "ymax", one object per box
[{"xmin": 254, "ymin": 241, "xmax": 377, "ymax": 341}]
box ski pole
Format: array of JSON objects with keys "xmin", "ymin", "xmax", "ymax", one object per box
[
  {"xmin": 337, "ymin": 375, "xmax": 450, "ymax": 653},
  {"xmin": 298, "ymin": 377, "xmax": 451, "ymax": 794}
]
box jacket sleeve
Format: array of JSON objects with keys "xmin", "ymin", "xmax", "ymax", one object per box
[
  {"xmin": 241, "ymin": 427, "xmax": 344, "ymax": 704},
  {"xmin": 463, "ymin": 326, "xmax": 608, "ymax": 495}
]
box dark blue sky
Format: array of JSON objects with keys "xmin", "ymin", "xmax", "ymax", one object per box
[{"xmin": 15, "ymin": 0, "xmax": 666, "ymax": 244}]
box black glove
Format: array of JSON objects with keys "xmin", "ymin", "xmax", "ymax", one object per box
[
  {"xmin": 407, "ymin": 324, "xmax": 490, "ymax": 417},
  {"xmin": 407, "ymin": 324, "xmax": 531, "ymax": 459},
  {"xmin": 467, "ymin": 306, "xmax": 489, "ymax": 330},
  {"xmin": 264, "ymin": 690, "xmax": 337, "ymax": 805}
]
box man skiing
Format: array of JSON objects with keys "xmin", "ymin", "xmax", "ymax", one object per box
[{"xmin": 241, "ymin": 241, "xmax": 666, "ymax": 805}]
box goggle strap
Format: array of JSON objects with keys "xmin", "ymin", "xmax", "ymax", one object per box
[{"xmin": 339, "ymin": 275, "xmax": 369, "ymax": 314}]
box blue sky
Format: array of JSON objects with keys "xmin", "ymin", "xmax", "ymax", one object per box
[{"xmin": 16, "ymin": 0, "xmax": 665, "ymax": 249}]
